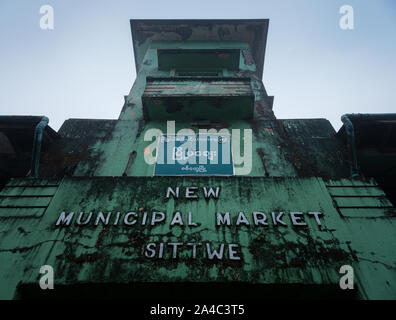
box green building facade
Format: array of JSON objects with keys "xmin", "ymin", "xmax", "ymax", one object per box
[{"xmin": 0, "ymin": 19, "xmax": 395, "ymax": 300}]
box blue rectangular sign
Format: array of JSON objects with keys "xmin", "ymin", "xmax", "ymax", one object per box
[{"xmin": 154, "ymin": 134, "xmax": 234, "ymax": 176}]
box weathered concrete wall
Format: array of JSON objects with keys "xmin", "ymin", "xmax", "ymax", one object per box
[
  {"xmin": 1, "ymin": 20, "xmax": 394, "ymax": 301},
  {"xmin": 49, "ymin": 118, "xmax": 348, "ymax": 179},
  {"xmin": 119, "ymin": 40, "xmax": 274, "ymax": 121},
  {"xmin": 0, "ymin": 177, "xmax": 394, "ymax": 299}
]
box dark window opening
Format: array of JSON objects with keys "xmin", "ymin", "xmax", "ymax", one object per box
[
  {"xmin": 16, "ymin": 282, "xmax": 359, "ymax": 300},
  {"xmin": 175, "ymin": 70, "xmax": 221, "ymax": 77}
]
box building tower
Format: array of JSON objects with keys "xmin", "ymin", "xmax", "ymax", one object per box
[{"xmin": 0, "ymin": 19, "xmax": 395, "ymax": 300}]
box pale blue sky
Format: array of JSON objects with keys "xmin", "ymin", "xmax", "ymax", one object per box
[{"xmin": 0, "ymin": 0, "xmax": 395, "ymax": 131}]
